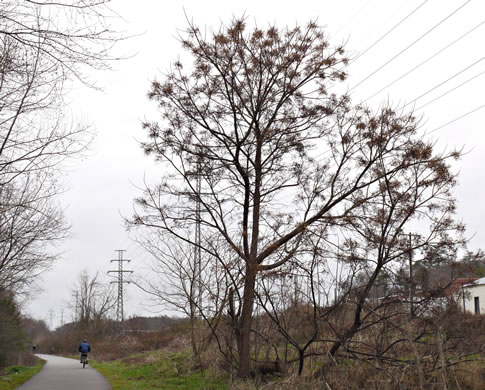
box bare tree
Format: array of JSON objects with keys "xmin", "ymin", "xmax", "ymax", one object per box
[
  {"xmin": 72, "ymin": 269, "xmax": 116, "ymax": 327},
  {"xmin": 132, "ymin": 18, "xmax": 462, "ymax": 377},
  {"xmin": 0, "ymin": 175, "xmax": 67, "ymax": 292},
  {"xmin": 1, "ymin": 0, "xmax": 120, "ymax": 177},
  {"xmin": 1, "ymin": 1, "xmax": 120, "ymax": 82},
  {"xmin": 134, "ymin": 231, "xmax": 230, "ymax": 362},
  {"xmin": 0, "ymin": 1, "xmax": 123, "ymax": 294}
]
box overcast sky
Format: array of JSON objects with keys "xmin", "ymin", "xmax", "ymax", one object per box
[{"xmin": 25, "ymin": 0, "xmax": 485, "ymax": 328}]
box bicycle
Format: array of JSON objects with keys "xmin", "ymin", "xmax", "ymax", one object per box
[{"xmin": 80, "ymin": 353, "xmax": 88, "ymax": 369}]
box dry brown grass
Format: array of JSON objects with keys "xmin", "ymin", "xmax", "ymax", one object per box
[{"xmin": 35, "ymin": 306, "xmax": 485, "ymax": 389}]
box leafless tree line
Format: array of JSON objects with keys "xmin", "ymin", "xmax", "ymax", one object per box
[{"xmin": 0, "ymin": 1, "xmax": 122, "ymax": 295}]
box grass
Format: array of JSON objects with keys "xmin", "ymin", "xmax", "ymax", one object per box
[
  {"xmin": 0, "ymin": 358, "xmax": 45, "ymax": 390},
  {"xmin": 91, "ymin": 350, "xmax": 229, "ymax": 390}
]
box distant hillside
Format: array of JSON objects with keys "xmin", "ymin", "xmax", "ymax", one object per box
[
  {"xmin": 54, "ymin": 315, "xmax": 186, "ymax": 333},
  {"xmin": 124, "ymin": 315, "xmax": 186, "ymax": 331}
]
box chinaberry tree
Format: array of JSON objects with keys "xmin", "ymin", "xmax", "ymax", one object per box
[{"xmin": 133, "ymin": 18, "xmax": 461, "ymax": 377}]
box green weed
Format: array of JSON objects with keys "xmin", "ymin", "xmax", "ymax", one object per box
[
  {"xmin": 0, "ymin": 358, "xmax": 45, "ymax": 390},
  {"xmin": 92, "ymin": 350, "xmax": 228, "ymax": 390}
]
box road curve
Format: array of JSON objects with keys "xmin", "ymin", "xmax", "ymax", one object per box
[{"xmin": 16, "ymin": 354, "xmax": 111, "ymax": 390}]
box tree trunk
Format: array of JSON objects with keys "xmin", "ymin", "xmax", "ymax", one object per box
[
  {"xmin": 237, "ymin": 264, "xmax": 257, "ymax": 377},
  {"xmin": 436, "ymin": 326, "xmax": 449, "ymax": 390},
  {"xmin": 315, "ymin": 263, "xmax": 384, "ymax": 378},
  {"xmin": 298, "ymin": 350, "xmax": 305, "ymax": 376},
  {"xmin": 189, "ymin": 311, "xmax": 199, "ymax": 360}
]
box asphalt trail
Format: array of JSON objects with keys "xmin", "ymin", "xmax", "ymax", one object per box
[{"xmin": 16, "ymin": 354, "xmax": 111, "ymax": 390}]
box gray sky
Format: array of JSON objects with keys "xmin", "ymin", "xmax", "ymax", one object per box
[{"xmin": 25, "ymin": 0, "xmax": 485, "ymax": 328}]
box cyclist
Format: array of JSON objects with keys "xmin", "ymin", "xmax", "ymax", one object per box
[{"xmin": 78, "ymin": 339, "xmax": 91, "ymax": 364}]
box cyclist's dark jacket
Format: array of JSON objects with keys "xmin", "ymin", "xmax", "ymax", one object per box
[{"xmin": 78, "ymin": 342, "xmax": 91, "ymax": 353}]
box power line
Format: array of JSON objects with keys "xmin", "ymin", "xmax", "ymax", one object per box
[
  {"xmin": 124, "ymin": 239, "xmax": 136, "ymax": 253},
  {"xmin": 349, "ymin": 0, "xmax": 471, "ymax": 93},
  {"xmin": 333, "ymin": 0, "xmax": 375, "ymax": 38},
  {"xmin": 350, "ymin": 0, "xmax": 429, "ymax": 65},
  {"xmin": 365, "ymin": 20, "xmax": 485, "ymax": 101},
  {"xmin": 425, "ymin": 104, "xmax": 485, "ymax": 135},
  {"xmin": 402, "ymin": 56, "xmax": 485, "ymax": 109},
  {"xmin": 415, "ymin": 70, "xmax": 485, "ymax": 111},
  {"xmin": 351, "ymin": 1, "xmax": 424, "ymax": 54}
]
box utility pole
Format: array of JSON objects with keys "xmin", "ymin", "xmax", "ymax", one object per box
[
  {"xmin": 182, "ymin": 158, "xmax": 208, "ymax": 313},
  {"xmin": 408, "ymin": 232, "xmax": 415, "ymax": 317},
  {"xmin": 194, "ymin": 160, "xmax": 202, "ymax": 311},
  {"xmin": 74, "ymin": 291, "xmax": 79, "ymax": 322},
  {"xmin": 399, "ymin": 231, "xmax": 418, "ymax": 317},
  {"xmin": 335, "ymin": 235, "xmax": 340, "ymax": 305},
  {"xmin": 108, "ymin": 250, "xmax": 133, "ymax": 334},
  {"xmin": 462, "ymin": 283, "xmax": 466, "ymax": 313},
  {"xmin": 409, "ymin": 233, "xmax": 414, "ymax": 317},
  {"xmin": 48, "ymin": 308, "xmax": 54, "ymax": 330}
]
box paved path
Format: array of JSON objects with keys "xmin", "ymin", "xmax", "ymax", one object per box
[{"xmin": 16, "ymin": 354, "xmax": 111, "ymax": 390}]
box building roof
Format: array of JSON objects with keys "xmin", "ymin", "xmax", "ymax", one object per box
[
  {"xmin": 426, "ymin": 277, "xmax": 478, "ymax": 297},
  {"xmin": 463, "ymin": 277, "xmax": 485, "ymax": 288}
]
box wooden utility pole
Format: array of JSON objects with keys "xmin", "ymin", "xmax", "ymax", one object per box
[
  {"xmin": 399, "ymin": 231, "xmax": 418, "ymax": 317},
  {"xmin": 195, "ymin": 161, "xmax": 202, "ymax": 311},
  {"xmin": 408, "ymin": 233, "xmax": 414, "ymax": 317}
]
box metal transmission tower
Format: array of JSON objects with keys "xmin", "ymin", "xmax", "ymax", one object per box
[
  {"xmin": 183, "ymin": 158, "xmax": 207, "ymax": 313},
  {"xmin": 108, "ymin": 250, "xmax": 133, "ymax": 332}
]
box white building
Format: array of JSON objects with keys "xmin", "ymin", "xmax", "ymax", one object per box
[{"xmin": 463, "ymin": 277, "xmax": 485, "ymax": 314}]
